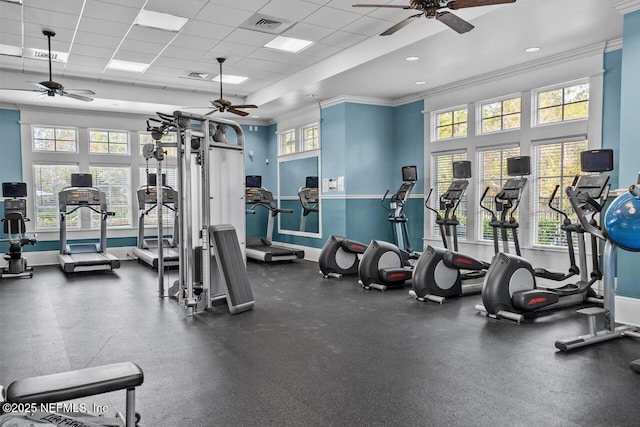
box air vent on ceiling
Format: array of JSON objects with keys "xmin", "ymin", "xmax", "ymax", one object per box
[
  {"xmin": 240, "ymin": 13, "xmax": 293, "ymax": 35},
  {"xmin": 186, "ymin": 72, "xmax": 208, "ymax": 79}
]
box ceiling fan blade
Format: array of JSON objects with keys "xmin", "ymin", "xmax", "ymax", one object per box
[
  {"xmin": 204, "ymin": 109, "xmax": 217, "ymax": 116},
  {"xmin": 29, "ymin": 82, "xmax": 50, "ymax": 92},
  {"xmin": 447, "ymin": 0, "xmax": 516, "ymax": 9},
  {"xmin": 60, "ymin": 90, "xmax": 94, "ymax": 102},
  {"xmin": 380, "ymin": 13, "xmax": 423, "ymax": 36},
  {"xmin": 352, "ymin": 4, "xmax": 413, "ymax": 8},
  {"xmin": 65, "ymin": 89, "xmax": 96, "ymax": 95},
  {"xmin": 436, "ymin": 11, "xmax": 474, "ymax": 34},
  {"xmin": 228, "ymin": 108, "xmax": 249, "ymax": 117},
  {"xmin": 229, "ymin": 104, "xmax": 257, "ymax": 109}
]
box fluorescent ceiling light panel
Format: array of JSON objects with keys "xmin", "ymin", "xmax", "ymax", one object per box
[
  {"xmin": 524, "ymin": 47, "xmax": 540, "ymax": 53},
  {"xmin": 0, "ymin": 44, "xmax": 22, "ymax": 57},
  {"xmin": 405, "ymin": 56, "xmax": 419, "ymax": 61},
  {"xmin": 134, "ymin": 9, "xmax": 188, "ymax": 32},
  {"xmin": 415, "ymin": 81, "xmax": 426, "ymax": 85},
  {"xmin": 212, "ymin": 74, "xmax": 248, "ymax": 84},
  {"xmin": 108, "ymin": 59, "xmax": 149, "ymax": 72},
  {"xmin": 263, "ymin": 36, "xmax": 313, "ymax": 53}
]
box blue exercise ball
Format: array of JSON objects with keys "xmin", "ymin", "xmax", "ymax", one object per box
[{"xmin": 604, "ymin": 192, "xmax": 640, "ymax": 251}]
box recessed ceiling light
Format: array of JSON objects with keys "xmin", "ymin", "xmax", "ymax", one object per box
[
  {"xmin": 134, "ymin": 9, "xmax": 188, "ymax": 32},
  {"xmin": 0, "ymin": 44, "xmax": 22, "ymax": 57},
  {"xmin": 107, "ymin": 59, "xmax": 149, "ymax": 73},
  {"xmin": 406, "ymin": 56, "xmax": 419, "ymax": 61},
  {"xmin": 415, "ymin": 81, "xmax": 426, "ymax": 85},
  {"xmin": 264, "ymin": 36, "xmax": 313, "ymax": 53},
  {"xmin": 524, "ymin": 47, "xmax": 540, "ymax": 53},
  {"xmin": 212, "ymin": 74, "xmax": 248, "ymax": 84}
]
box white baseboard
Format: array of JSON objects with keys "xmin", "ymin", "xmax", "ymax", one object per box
[
  {"xmin": 4, "ymin": 247, "xmax": 138, "ymax": 267},
  {"xmin": 615, "ymin": 296, "xmax": 640, "ymax": 327}
]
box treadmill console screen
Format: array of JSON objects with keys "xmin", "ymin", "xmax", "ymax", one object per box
[
  {"xmin": 246, "ymin": 187, "xmax": 268, "ymax": 204},
  {"xmin": 305, "ymin": 176, "xmax": 318, "ymax": 189},
  {"xmin": 246, "ymin": 175, "xmax": 262, "ymax": 188},
  {"xmin": 301, "ymin": 188, "xmax": 319, "ymax": 204},
  {"xmin": 141, "ymin": 188, "xmax": 176, "ymax": 204},
  {"xmin": 63, "ymin": 188, "xmax": 101, "ymax": 205},
  {"xmin": 71, "ymin": 173, "xmax": 93, "ymax": 188}
]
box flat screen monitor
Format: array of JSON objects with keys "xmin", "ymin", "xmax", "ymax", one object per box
[
  {"xmin": 453, "ymin": 161, "xmax": 472, "ymax": 179},
  {"xmin": 402, "ymin": 165, "xmax": 418, "ymax": 182},
  {"xmin": 246, "ymin": 175, "xmax": 262, "ymax": 188},
  {"xmin": 305, "ymin": 176, "xmax": 318, "ymax": 189},
  {"xmin": 2, "ymin": 182, "xmax": 27, "ymax": 198},
  {"xmin": 71, "ymin": 173, "xmax": 93, "ymax": 188},
  {"xmin": 507, "ymin": 156, "xmax": 531, "ymax": 176},
  {"xmin": 148, "ymin": 173, "xmax": 167, "ymax": 187},
  {"xmin": 581, "ymin": 149, "xmax": 613, "ymax": 172}
]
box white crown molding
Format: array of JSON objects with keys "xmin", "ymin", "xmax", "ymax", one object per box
[
  {"xmin": 320, "ymin": 95, "xmax": 394, "ymax": 110},
  {"xmin": 419, "ymin": 42, "xmax": 607, "ymax": 98},
  {"xmin": 606, "ymin": 38, "xmax": 623, "ymax": 52},
  {"xmin": 613, "ymin": 0, "xmax": 640, "ymax": 14}
]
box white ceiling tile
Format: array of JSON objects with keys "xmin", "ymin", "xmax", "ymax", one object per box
[
  {"xmin": 236, "ymin": 57, "xmax": 299, "ymax": 74},
  {"xmin": 326, "ymin": 0, "xmax": 372, "ymax": 13},
  {"xmin": 0, "ymin": 2, "xmax": 22, "ymax": 20},
  {"xmin": 113, "ymin": 49, "xmax": 157, "ymax": 63},
  {"xmin": 208, "ymin": 40, "xmax": 260, "ymax": 58},
  {"xmin": 208, "ymin": 0, "xmax": 269, "ymax": 12},
  {"xmin": 26, "ymin": 0, "xmax": 84, "ymax": 15},
  {"xmin": 224, "ymin": 28, "xmax": 275, "ymax": 47},
  {"xmin": 23, "ymin": 30, "xmax": 72, "ymax": 51},
  {"xmin": 0, "ymin": 33, "xmax": 22, "ymax": 47},
  {"xmin": 62, "ymin": 63, "xmax": 107, "ymax": 76},
  {"xmin": 23, "ymin": 8, "xmax": 80, "ymax": 31},
  {"xmin": 171, "ymin": 33, "xmax": 221, "ymax": 49},
  {"xmin": 74, "ymin": 33, "xmax": 123, "ymax": 50},
  {"xmin": 367, "ymin": 3, "xmax": 414, "ymax": 22},
  {"xmin": 248, "ymin": 48, "xmax": 317, "ymax": 66},
  {"xmin": 182, "ymin": 20, "xmax": 235, "ymax": 40},
  {"xmin": 144, "ymin": 63, "xmax": 188, "ymax": 76},
  {"xmin": 161, "ymin": 45, "xmax": 209, "ymax": 61},
  {"xmin": 65, "ymin": 54, "xmax": 109, "ymax": 68},
  {"xmin": 197, "ymin": 4, "xmax": 253, "ymax": 27},
  {"xmin": 319, "ymin": 30, "xmax": 366, "ymax": 48},
  {"xmin": 126, "ymin": 26, "xmax": 177, "ymax": 44},
  {"xmin": 302, "ymin": 0, "xmax": 332, "ymax": 5},
  {"xmin": 282, "ymin": 22, "xmax": 335, "ymax": 42},
  {"xmin": 0, "ymin": 56, "xmax": 24, "ymax": 70},
  {"xmin": 83, "ymin": 2, "xmax": 139, "ymax": 23},
  {"xmin": 69, "ymin": 44, "xmax": 115, "ymax": 60},
  {"xmin": 0, "ymin": 17, "xmax": 23, "ymax": 37},
  {"xmin": 341, "ymin": 15, "xmax": 394, "ymax": 37},
  {"xmin": 144, "ymin": 0, "xmax": 207, "ymax": 18},
  {"xmin": 118, "ymin": 38, "xmax": 166, "ymax": 56},
  {"xmin": 95, "ymin": 0, "xmax": 146, "ymax": 7},
  {"xmin": 297, "ymin": 41, "xmax": 343, "ymax": 58},
  {"xmin": 303, "ymin": 6, "xmax": 362, "ymax": 30},
  {"xmin": 77, "ymin": 17, "xmax": 131, "ymax": 38},
  {"xmin": 257, "ymin": 0, "xmax": 322, "ymax": 22}
]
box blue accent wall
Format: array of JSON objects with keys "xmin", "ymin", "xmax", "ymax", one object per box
[
  {"xmin": 0, "ymin": 109, "xmax": 22, "ymax": 182},
  {"xmin": 615, "ymin": 10, "xmax": 640, "ymax": 298},
  {"xmin": 602, "ymin": 49, "xmax": 622, "ymax": 190}
]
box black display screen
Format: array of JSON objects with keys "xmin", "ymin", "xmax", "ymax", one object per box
[
  {"xmin": 402, "ymin": 165, "xmax": 418, "ymax": 182},
  {"xmin": 148, "ymin": 173, "xmax": 167, "ymax": 187},
  {"xmin": 305, "ymin": 176, "xmax": 318, "ymax": 189},
  {"xmin": 2, "ymin": 182, "xmax": 27, "ymax": 198},
  {"xmin": 453, "ymin": 161, "xmax": 472, "ymax": 179},
  {"xmin": 507, "ymin": 156, "xmax": 531, "ymax": 176},
  {"xmin": 246, "ymin": 175, "xmax": 262, "ymax": 188},
  {"xmin": 581, "ymin": 149, "xmax": 614, "ymax": 172},
  {"xmin": 71, "ymin": 173, "xmax": 93, "ymax": 188}
]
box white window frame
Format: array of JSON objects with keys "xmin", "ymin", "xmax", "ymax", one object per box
[
  {"xmin": 430, "ymin": 150, "xmax": 469, "ymax": 240},
  {"xmin": 89, "ymin": 164, "xmax": 132, "ymax": 228},
  {"xmin": 477, "ymin": 94, "xmax": 522, "ymax": 135},
  {"xmin": 32, "ymin": 125, "xmax": 78, "ymax": 153},
  {"xmin": 88, "ymin": 128, "xmax": 130, "ymax": 155},
  {"xmin": 532, "ymin": 79, "xmax": 590, "ymax": 127},
  {"xmin": 431, "ymin": 105, "xmax": 468, "ymax": 142},
  {"xmin": 278, "ymin": 129, "xmax": 297, "ymax": 156}
]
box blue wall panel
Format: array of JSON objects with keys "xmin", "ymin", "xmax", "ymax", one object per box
[
  {"xmin": 0, "ymin": 109, "xmax": 22, "ymax": 183},
  {"xmin": 602, "ymin": 49, "xmax": 622, "ymax": 190}
]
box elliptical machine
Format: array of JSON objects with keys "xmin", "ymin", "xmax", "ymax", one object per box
[
  {"xmin": 319, "ymin": 165, "xmax": 417, "ymax": 280},
  {"xmin": 1, "ymin": 182, "xmax": 37, "ymax": 279},
  {"xmin": 358, "ymin": 166, "xmax": 421, "ymax": 291},
  {"xmin": 476, "ymin": 150, "xmax": 610, "ymax": 323},
  {"xmin": 410, "ymin": 157, "xmax": 528, "ymax": 303}
]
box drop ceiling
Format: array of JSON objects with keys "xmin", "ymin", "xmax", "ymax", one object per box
[{"xmin": 0, "ymin": 0, "xmax": 628, "ymax": 122}]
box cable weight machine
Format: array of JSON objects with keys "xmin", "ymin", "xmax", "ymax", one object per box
[{"xmin": 144, "ymin": 111, "xmax": 254, "ymax": 315}]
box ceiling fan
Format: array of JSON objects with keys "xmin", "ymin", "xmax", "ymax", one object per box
[
  {"xmin": 5, "ymin": 30, "xmax": 95, "ymax": 102},
  {"xmin": 205, "ymin": 57, "xmax": 257, "ymax": 117},
  {"xmin": 353, "ymin": 0, "xmax": 516, "ymax": 36}
]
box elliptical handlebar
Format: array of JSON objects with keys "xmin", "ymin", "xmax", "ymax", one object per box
[
  {"xmin": 424, "ymin": 188, "xmax": 439, "ymax": 217},
  {"xmin": 380, "ymin": 190, "xmax": 391, "ymax": 213},
  {"xmin": 479, "ymin": 186, "xmax": 494, "ymax": 218},
  {"xmin": 566, "ymin": 186, "xmax": 605, "ymax": 241},
  {"xmin": 547, "ymin": 184, "xmax": 570, "ymax": 224}
]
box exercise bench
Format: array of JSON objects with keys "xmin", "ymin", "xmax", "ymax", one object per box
[{"xmin": 1, "ymin": 362, "xmax": 143, "ymax": 426}]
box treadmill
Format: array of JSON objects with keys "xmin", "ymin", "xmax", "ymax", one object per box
[
  {"xmin": 132, "ymin": 174, "xmax": 179, "ymax": 269},
  {"xmin": 58, "ymin": 173, "xmax": 121, "ymax": 273},
  {"xmin": 245, "ymin": 175, "xmax": 304, "ymax": 262}
]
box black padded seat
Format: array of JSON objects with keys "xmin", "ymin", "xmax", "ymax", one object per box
[{"xmin": 6, "ymin": 362, "xmax": 143, "ymax": 404}]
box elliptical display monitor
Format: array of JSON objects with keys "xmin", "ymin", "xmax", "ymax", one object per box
[
  {"xmin": 2, "ymin": 182, "xmax": 27, "ymax": 198},
  {"xmin": 507, "ymin": 156, "xmax": 531, "ymax": 176},
  {"xmin": 580, "ymin": 149, "xmax": 614, "ymax": 172},
  {"xmin": 402, "ymin": 165, "xmax": 418, "ymax": 182},
  {"xmin": 453, "ymin": 161, "xmax": 472, "ymax": 179}
]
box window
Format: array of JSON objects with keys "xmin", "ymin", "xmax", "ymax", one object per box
[
  {"xmin": 33, "ymin": 164, "xmax": 79, "ymax": 229},
  {"xmin": 431, "ymin": 151, "xmax": 468, "ymax": 239},
  {"xmin": 279, "ymin": 129, "xmax": 296, "ymax": 155},
  {"xmin": 478, "ymin": 146, "xmax": 521, "ymax": 241},
  {"xmin": 534, "ymin": 140, "xmax": 587, "ymax": 246},
  {"xmin": 434, "ymin": 107, "xmax": 467, "ymax": 141},
  {"xmin": 302, "ymin": 124, "xmax": 319, "ymax": 151},
  {"xmin": 139, "ymin": 132, "xmax": 177, "ymax": 157},
  {"xmin": 32, "ymin": 126, "xmax": 77, "ymax": 152},
  {"xmin": 480, "ymin": 96, "xmax": 521, "ymax": 134},
  {"xmin": 89, "ymin": 130, "xmax": 129, "ymax": 154},
  {"xmin": 89, "ymin": 166, "xmax": 131, "ymax": 227},
  {"xmin": 536, "ymin": 82, "xmax": 589, "ymax": 125}
]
